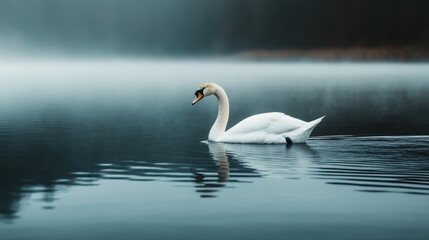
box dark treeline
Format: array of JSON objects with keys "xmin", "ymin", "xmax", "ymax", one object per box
[{"xmin": 0, "ymin": 0, "xmax": 428, "ymax": 55}]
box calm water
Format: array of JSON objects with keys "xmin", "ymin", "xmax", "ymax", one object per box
[{"xmin": 1, "ymin": 60, "xmax": 429, "ymax": 240}]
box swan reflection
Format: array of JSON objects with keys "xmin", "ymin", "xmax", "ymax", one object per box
[
  {"xmin": 192, "ymin": 141, "xmax": 319, "ymax": 198},
  {"xmin": 207, "ymin": 142, "xmax": 230, "ymax": 182},
  {"xmin": 206, "ymin": 142, "xmax": 318, "ymax": 179}
]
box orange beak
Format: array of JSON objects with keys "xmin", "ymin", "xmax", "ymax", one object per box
[{"xmin": 192, "ymin": 92, "xmax": 204, "ymax": 105}]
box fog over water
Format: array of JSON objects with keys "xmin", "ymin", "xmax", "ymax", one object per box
[{"xmin": 1, "ymin": 60, "xmax": 428, "ymax": 135}]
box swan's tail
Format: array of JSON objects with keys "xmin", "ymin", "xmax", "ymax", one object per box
[{"xmin": 285, "ymin": 116, "xmax": 325, "ymax": 144}]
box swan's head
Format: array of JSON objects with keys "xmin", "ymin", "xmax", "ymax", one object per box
[{"xmin": 192, "ymin": 82, "xmax": 219, "ymax": 105}]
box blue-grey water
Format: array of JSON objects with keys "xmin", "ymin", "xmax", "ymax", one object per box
[{"xmin": 1, "ymin": 60, "xmax": 429, "ymax": 240}]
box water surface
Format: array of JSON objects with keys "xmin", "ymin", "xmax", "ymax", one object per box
[{"xmin": 1, "ymin": 61, "xmax": 429, "ymax": 240}]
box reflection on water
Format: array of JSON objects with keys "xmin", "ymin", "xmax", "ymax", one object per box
[
  {"xmin": 207, "ymin": 137, "xmax": 429, "ymax": 194},
  {"xmin": 3, "ymin": 134, "xmax": 429, "ymax": 221},
  {"xmin": 193, "ymin": 143, "xmax": 230, "ymax": 198},
  {"xmin": 1, "ymin": 62, "xmax": 429, "ymax": 239}
]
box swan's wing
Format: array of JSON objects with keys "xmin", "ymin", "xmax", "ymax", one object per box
[{"xmin": 225, "ymin": 112, "xmax": 307, "ymax": 135}]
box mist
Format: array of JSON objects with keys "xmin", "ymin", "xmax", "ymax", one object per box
[{"xmin": 1, "ymin": 0, "xmax": 429, "ymax": 58}]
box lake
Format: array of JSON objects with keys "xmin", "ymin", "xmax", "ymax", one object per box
[{"xmin": 1, "ymin": 60, "xmax": 429, "ymax": 240}]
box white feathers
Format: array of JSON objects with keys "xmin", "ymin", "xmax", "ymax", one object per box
[{"xmin": 221, "ymin": 113, "xmax": 324, "ymax": 144}]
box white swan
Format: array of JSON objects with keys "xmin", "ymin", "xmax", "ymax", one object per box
[{"xmin": 192, "ymin": 82, "xmax": 324, "ymax": 144}]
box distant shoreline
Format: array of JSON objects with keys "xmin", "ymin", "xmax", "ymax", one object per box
[{"xmin": 232, "ymin": 47, "xmax": 429, "ymax": 61}]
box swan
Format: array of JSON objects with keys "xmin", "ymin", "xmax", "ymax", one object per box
[{"xmin": 192, "ymin": 82, "xmax": 324, "ymax": 144}]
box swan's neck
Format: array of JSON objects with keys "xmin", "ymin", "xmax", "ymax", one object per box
[{"xmin": 209, "ymin": 87, "xmax": 229, "ymax": 141}]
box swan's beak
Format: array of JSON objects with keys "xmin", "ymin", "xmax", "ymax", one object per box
[{"xmin": 192, "ymin": 92, "xmax": 204, "ymax": 105}]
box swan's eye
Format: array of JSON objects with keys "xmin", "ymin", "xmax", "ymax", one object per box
[{"xmin": 195, "ymin": 88, "xmax": 205, "ymax": 96}]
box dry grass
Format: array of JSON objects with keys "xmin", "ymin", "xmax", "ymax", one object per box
[{"xmin": 233, "ymin": 47, "xmax": 429, "ymax": 61}]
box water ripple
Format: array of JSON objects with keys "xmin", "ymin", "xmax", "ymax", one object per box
[{"xmin": 308, "ymin": 136, "xmax": 429, "ymax": 195}]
